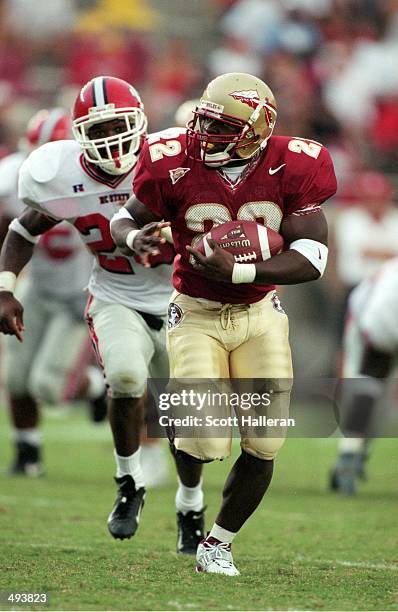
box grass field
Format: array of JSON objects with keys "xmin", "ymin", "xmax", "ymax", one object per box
[{"xmin": 0, "ymin": 406, "xmax": 397, "ymax": 611}]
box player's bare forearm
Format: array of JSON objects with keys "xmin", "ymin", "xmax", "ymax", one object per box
[
  {"xmin": 0, "ymin": 214, "xmax": 11, "ymax": 250},
  {"xmin": 0, "ymin": 209, "xmax": 58, "ymax": 275},
  {"xmin": 253, "ymin": 210, "xmax": 328, "ymax": 284},
  {"xmin": 254, "ymin": 249, "xmax": 320, "ymax": 284},
  {"xmin": 0, "ymin": 231, "xmax": 35, "ymax": 275},
  {"xmin": 111, "ymin": 218, "xmax": 138, "ymax": 251},
  {"xmin": 111, "ymin": 196, "xmax": 170, "ymax": 265},
  {"xmin": 111, "ymin": 196, "xmax": 161, "ymax": 248}
]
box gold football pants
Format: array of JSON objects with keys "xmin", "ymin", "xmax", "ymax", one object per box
[{"xmin": 166, "ymin": 290, "xmax": 293, "ymax": 461}]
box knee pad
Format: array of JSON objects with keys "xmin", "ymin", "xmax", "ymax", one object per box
[
  {"xmin": 106, "ymin": 366, "xmax": 147, "ymax": 398},
  {"xmin": 241, "ymin": 436, "xmax": 286, "ymax": 460}
]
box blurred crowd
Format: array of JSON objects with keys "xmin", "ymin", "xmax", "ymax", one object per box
[{"xmin": 1, "ymin": 0, "xmax": 398, "ymax": 374}]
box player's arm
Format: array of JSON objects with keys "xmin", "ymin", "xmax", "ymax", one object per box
[
  {"xmin": 253, "ymin": 209, "xmax": 328, "ymax": 284},
  {"xmin": 110, "ymin": 196, "xmax": 170, "ymax": 267},
  {"xmin": 0, "ymin": 213, "xmax": 11, "ymax": 249},
  {"xmin": 0, "ymin": 207, "xmax": 59, "ymax": 341},
  {"xmin": 188, "ymin": 211, "xmax": 328, "ymax": 285}
]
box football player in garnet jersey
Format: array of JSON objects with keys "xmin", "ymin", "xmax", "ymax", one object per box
[
  {"xmin": 0, "ymin": 77, "xmax": 175, "ymax": 539},
  {"xmin": 111, "ymin": 72, "xmax": 337, "ymax": 575},
  {"xmin": 330, "ymin": 258, "xmax": 398, "ymax": 495}
]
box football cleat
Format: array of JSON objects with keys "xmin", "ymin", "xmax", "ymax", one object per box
[
  {"xmin": 196, "ymin": 536, "xmax": 240, "ymax": 575},
  {"xmin": 176, "ymin": 508, "xmax": 206, "ymax": 555},
  {"xmin": 329, "ymin": 452, "xmax": 367, "ymax": 495},
  {"xmin": 9, "ymin": 441, "xmax": 44, "ymax": 478},
  {"xmin": 107, "ymin": 475, "xmax": 146, "ymax": 540},
  {"xmin": 89, "ymin": 392, "xmax": 108, "ymax": 423}
]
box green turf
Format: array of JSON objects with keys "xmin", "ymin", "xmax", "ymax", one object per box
[{"xmin": 0, "ymin": 406, "xmax": 397, "ymax": 611}]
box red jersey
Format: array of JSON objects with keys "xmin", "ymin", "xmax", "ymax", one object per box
[{"xmin": 133, "ymin": 128, "xmax": 337, "ymax": 304}]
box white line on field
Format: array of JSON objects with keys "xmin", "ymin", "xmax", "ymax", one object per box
[
  {"xmin": 334, "ymin": 559, "xmax": 398, "ymax": 571},
  {"xmin": 295, "ymin": 554, "xmax": 398, "ymax": 572},
  {"xmin": 167, "ymin": 603, "xmax": 236, "ymax": 611}
]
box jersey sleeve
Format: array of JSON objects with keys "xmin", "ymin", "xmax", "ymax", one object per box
[
  {"xmin": 284, "ymin": 144, "xmax": 337, "ymax": 217},
  {"xmin": 132, "ymin": 141, "xmax": 170, "ymax": 220}
]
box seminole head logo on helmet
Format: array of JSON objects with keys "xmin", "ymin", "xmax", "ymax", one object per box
[{"xmin": 186, "ymin": 73, "xmax": 277, "ymax": 167}]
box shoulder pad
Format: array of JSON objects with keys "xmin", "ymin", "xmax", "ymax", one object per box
[{"xmin": 26, "ymin": 140, "xmax": 80, "ymax": 184}]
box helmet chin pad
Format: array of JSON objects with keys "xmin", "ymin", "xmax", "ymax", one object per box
[{"xmin": 87, "ymin": 150, "xmax": 138, "ymax": 175}]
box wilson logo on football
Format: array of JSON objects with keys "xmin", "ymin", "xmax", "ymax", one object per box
[
  {"xmin": 169, "ymin": 167, "xmax": 190, "ymax": 185},
  {"xmin": 219, "ymin": 225, "xmax": 251, "ymax": 250}
]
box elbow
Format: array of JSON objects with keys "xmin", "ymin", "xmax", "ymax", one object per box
[{"xmin": 308, "ymin": 265, "xmax": 322, "ymax": 282}]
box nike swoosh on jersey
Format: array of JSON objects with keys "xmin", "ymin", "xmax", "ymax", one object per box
[{"xmin": 268, "ymin": 164, "xmax": 286, "ymax": 175}]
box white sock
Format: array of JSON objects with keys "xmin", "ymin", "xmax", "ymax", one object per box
[
  {"xmin": 338, "ymin": 438, "xmax": 365, "ymax": 454},
  {"xmin": 14, "ymin": 428, "xmax": 42, "ymax": 446},
  {"xmin": 175, "ymin": 478, "xmax": 204, "ymax": 514},
  {"xmin": 114, "ymin": 448, "xmax": 145, "ymax": 488},
  {"xmin": 86, "ymin": 366, "xmax": 106, "ymax": 399},
  {"xmin": 209, "ymin": 523, "xmax": 236, "ymax": 544}
]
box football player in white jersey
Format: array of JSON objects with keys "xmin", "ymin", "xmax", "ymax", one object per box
[
  {"xmin": 0, "ymin": 108, "xmax": 104, "ymax": 477},
  {"xmin": 0, "ymin": 77, "xmax": 175, "ymax": 539},
  {"xmin": 330, "ymin": 257, "xmax": 398, "ymax": 494}
]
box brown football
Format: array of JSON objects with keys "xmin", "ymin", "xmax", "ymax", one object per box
[{"xmin": 197, "ymin": 220, "xmax": 283, "ymax": 263}]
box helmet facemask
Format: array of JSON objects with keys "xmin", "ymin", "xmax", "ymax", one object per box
[
  {"xmin": 73, "ymin": 106, "xmax": 147, "ymax": 175},
  {"xmin": 187, "ymin": 99, "xmax": 277, "ymax": 167}
]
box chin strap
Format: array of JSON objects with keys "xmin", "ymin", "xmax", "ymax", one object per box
[{"xmin": 111, "ymin": 150, "xmax": 122, "ymax": 169}]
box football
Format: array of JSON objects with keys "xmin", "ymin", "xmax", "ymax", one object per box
[{"xmin": 197, "ymin": 220, "xmax": 283, "ymax": 263}]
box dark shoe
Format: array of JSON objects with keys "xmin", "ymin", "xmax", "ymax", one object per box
[
  {"xmin": 177, "ymin": 507, "xmax": 205, "ymax": 555},
  {"xmin": 9, "ymin": 441, "xmax": 44, "ymax": 477},
  {"xmin": 107, "ymin": 475, "xmax": 146, "ymax": 539},
  {"xmin": 330, "ymin": 452, "xmax": 365, "ymax": 495}
]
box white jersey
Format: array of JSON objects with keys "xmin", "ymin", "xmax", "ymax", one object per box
[
  {"xmin": 0, "ymin": 151, "xmax": 26, "ymax": 216},
  {"xmin": 18, "ymin": 140, "xmax": 173, "ymax": 315},
  {"xmin": 0, "ymin": 149, "xmax": 92, "ymax": 299},
  {"xmin": 347, "ymin": 257, "xmax": 398, "ymax": 353}
]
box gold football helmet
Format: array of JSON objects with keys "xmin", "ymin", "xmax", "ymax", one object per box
[{"xmin": 186, "ymin": 72, "xmax": 277, "ymax": 166}]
